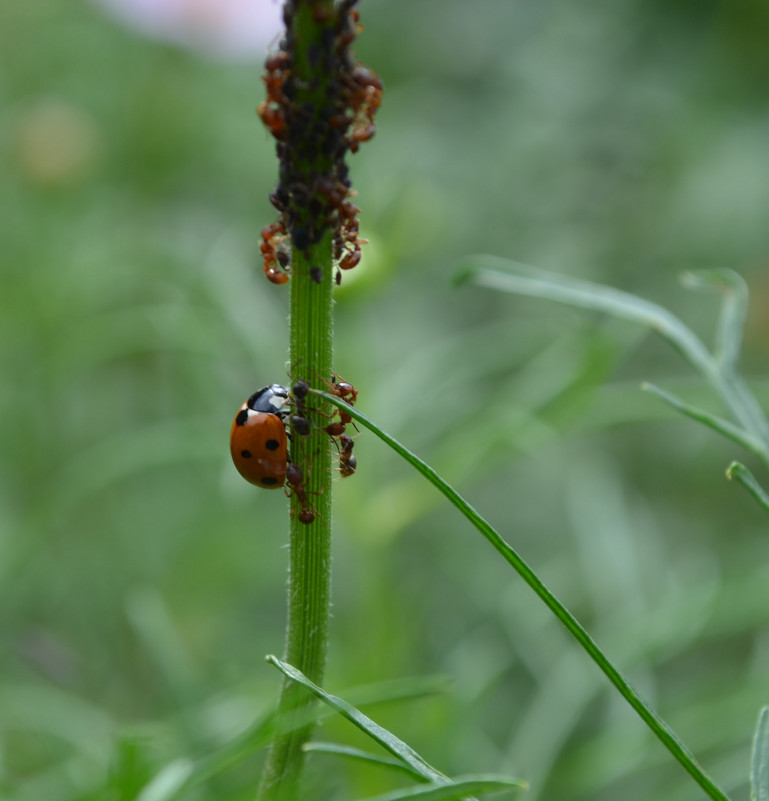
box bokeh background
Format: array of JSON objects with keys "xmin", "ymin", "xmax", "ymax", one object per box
[{"xmin": 3, "ymin": 1, "xmax": 769, "ymax": 799}]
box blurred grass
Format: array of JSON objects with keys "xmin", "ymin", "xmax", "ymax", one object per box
[{"xmin": 1, "ymin": 1, "xmax": 769, "ymax": 800}]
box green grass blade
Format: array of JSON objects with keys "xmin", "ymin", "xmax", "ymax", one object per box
[
  {"xmin": 356, "ymin": 775, "xmax": 526, "ymax": 801},
  {"xmin": 458, "ymin": 257, "xmax": 769, "ymax": 451},
  {"xmin": 312, "ymin": 390, "xmax": 732, "ymax": 801},
  {"xmin": 751, "ymin": 707, "xmax": 769, "ymax": 801},
  {"xmin": 146, "ymin": 675, "xmax": 452, "ymax": 798},
  {"xmin": 681, "ymin": 269, "xmax": 748, "ymax": 372},
  {"xmin": 136, "ymin": 760, "xmax": 194, "ymax": 801},
  {"xmin": 267, "ymin": 655, "xmax": 450, "ymax": 784},
  {"xmin": 726, "ymin": 463, "xmax": 769, "ymax": 515},
  {"xmin": 303, "ymin": 742, "xmax": 425, "ymax": 779},
  {"xmin": 641, "ymin": 382, "xmax": 765, "ymax": 456},
  {"xmin": 456, "ymin": 256, "xmax": 713, "ymax": 374}
]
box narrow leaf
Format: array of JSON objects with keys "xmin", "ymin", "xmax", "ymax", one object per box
[
  {"xmin": 457, "ymin": 256, "xmax": 769, "ymax": 450},
  {"xmin": 681, "ymin": 269, "xmax": 748, "ymax": 372},
  {"xmin": 303, "ymin": 742, "xmax": 424, "ymax": 779},
  {"xmin": 136, "ymin": 760, "xmax": 194, "ymax": 801},
  {"xmin": 751, "ymin": 706, "xmax": 769, "ymax": 801},
  {"xmin": 357, "ymin": 774, "xmax": 526, "ymax": 801},
  {"xmin": 726, "ymin": 463, "xmax": 769, "ymax": 515},
  {"xmin": 267, "ymin": 656, "xmax": 449, "ymax": 784},
  {"xmin": 641, "ymin": 383, "xmax": 764, "ymax": 456},
  {"xmin": 312, "ymin": 390, "xmax": 732, "ymax": 801},
  {"xmin": 180, "ymin": 675, "xmax": 452, "ymax": 792},
  {"xmin": 456, "ymin": 256, "xmax": 713, "ymax": 374}
]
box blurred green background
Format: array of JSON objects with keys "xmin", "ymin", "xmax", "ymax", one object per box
[{"xmin": 2, "ymin": 1, "xmax": 769, "ymax": 799}]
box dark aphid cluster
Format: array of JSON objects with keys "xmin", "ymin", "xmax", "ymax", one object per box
[{"xmin": 258, "ymin": 0, "xmax": 382, "ymax": 286}]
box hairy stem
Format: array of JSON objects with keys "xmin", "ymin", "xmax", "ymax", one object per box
[{"xmin": 256, "ymin": 2, "xmax": 336, "ymax": 798}]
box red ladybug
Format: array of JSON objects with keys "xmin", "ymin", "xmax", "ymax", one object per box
[{"xmin": 230, "ymin": 395, "xmax": 289, "ymax": 489}]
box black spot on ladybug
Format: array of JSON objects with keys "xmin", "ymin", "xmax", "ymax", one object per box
[
  {"xmin": 241, "ymin": 450, "xmax": 252, "ymax": 459},
  {"xmin": 236, "ymin": 410, "xmax": 248, "ymax": 426},
  {"xmin": 266, "ymin": 439, "xmax": 280, "ymax": 451},
  {"xmin": 261, "ymin": 477, "xmax": 279, "ymax": 486}
]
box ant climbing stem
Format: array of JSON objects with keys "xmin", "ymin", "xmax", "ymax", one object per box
[
  {"xmin": 290, "ymin": 372, "xmax": 361, "ymax": 476},
  {"xmin": 285, "ymin": 461, "xmax": 317, "ymax": 525},
  {"xmin": 289, "ymin": 380, "xmax": 312, "ymax": 437}
]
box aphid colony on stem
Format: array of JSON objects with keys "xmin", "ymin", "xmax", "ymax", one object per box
[
  {"xmin": 256, "ymin": 0, "xmax": 382, "ymax": 286},
  {"xmin": 229, "ymin": 377, "xmax": 359, "ymax": 523}
]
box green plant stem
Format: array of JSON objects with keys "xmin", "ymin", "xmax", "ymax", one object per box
[
  {"xmin": 256, "ymin": 1, "xmax": 336, "ymax": 798},
  {"xmin": 257, "ymin": 245, "xmax": 335, "ymax": 801},
  {"xmin": 313, "ymin": 391, "xmax": 732, "ymax": 801}
]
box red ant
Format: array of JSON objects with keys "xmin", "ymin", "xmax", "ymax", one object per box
[
  {"xmin": 324, "ymin": 420, "xmax": 346, "ymax": 437},
  {"xmin": 321, "ymin": 373, "xmax": 358, "ymax": 433},
  {"xmin": 328, "ymin": 373, "xmax": 358, "ymax": 404},
  {"xmin": 286, "ymin": 462, "xmax": 316, "ymax": 524},
  {"xmin": 338, "ymin": 434, "xmax": 357, "ymax": 478},
  {"xmin": 258, "ymin": 50, "xmax": 292, "ymax": 141},
  {"xmin": 345, "ymin": 65, "xmax": 382, "ymax": 153},
  {"xmin": 260, "ymin": 219, "xmax": 290, "ymax": 284}
]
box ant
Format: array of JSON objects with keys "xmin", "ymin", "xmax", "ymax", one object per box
[
  {"xmin": 289, "ymin": 381, "xmax": 312, "ymax": 437},
  {"xmin": 286, "ymin": 462, "xmax": 316, "ymax": 525},
  {"xmin": 260, "ymin": 219, "xmax": 290, "ymax": 284},
  {"xmin": 329, "ymin": 373, "xmax": 358, "ymax": 405},
  {"xmin": 315, "ymin": 373, "xmax": 358, "ymax": 434},
  {"xmin": 337, "ymin": 434, "xmax": 357, "ymax": 478},
  {"xmin": 329, "ymin": 374, "xmax": 358, "ymax": 427}
]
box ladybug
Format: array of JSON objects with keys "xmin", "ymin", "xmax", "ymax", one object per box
[{"xmin": 230, "ymin": 385, "xmax": 290, "ymax": 489}]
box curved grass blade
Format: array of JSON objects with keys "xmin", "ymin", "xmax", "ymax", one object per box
[
  {"xmin": 726, "ymin": 463, "xmax": 769, "ymax": 515},
  {"xmin": 267, "ymin": 655, "xmax": 449, "ymax": 784},
  {"xmin": 751, "ymin": 707, "xmax": 769, "ymax": 801},
  {"xmin": 641, "ymin": 383, "xmax": 764, "ymax": 456},
  {"xmin": 313, "ymin": 390, "xmax": 732, "ymax": 801},
  {"xmin": 303, "ymin": 742, "xmax": 425, "ymax": 780},
  {"xmin": 455, "ymin": 256, "xmax": 713, "ymax": 374},
  {"xmin": 142, "ymin": 674, "xmax": 453, "ymax": 800},
  {"xmin": 457, "ymin": 256, "xmax": 769, "ymax": 451},
  {"xmin": 357, "ymin": 775, "xmax": 526, "ymax": 801},
  {"xmin": 681, "ymin": 269, "xmax": 748, "ymax": 372}
]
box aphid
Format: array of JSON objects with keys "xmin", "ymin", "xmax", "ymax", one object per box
[{"xmin": 339, "ymin": 247, "xmax": 361, "ymax": 271}]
